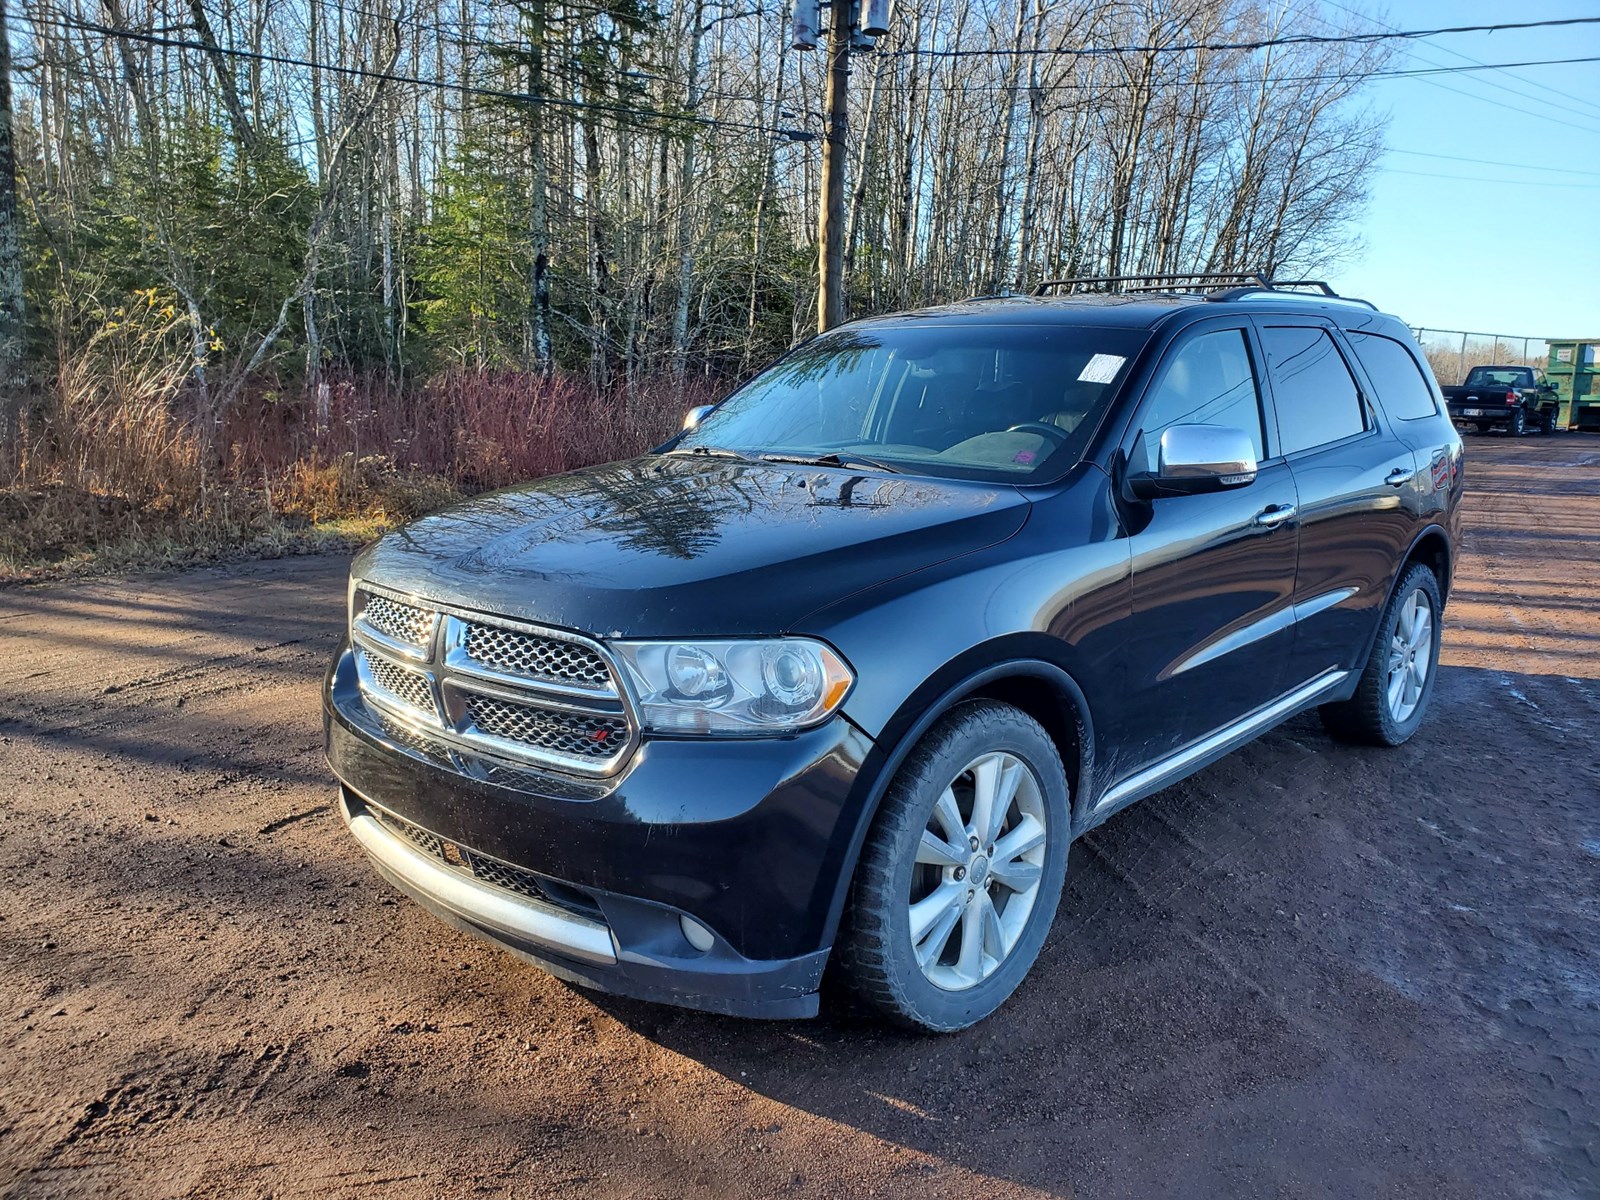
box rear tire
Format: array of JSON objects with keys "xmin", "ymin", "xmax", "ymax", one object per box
[
  {"xmin": 1473, "ymin": 423, "xmax": 1490, "ymax": 435},
  {"xmin": 837, "ymin": 701, "xmax": 1070, "ymax": 1033},
  {"xmin": 1320, "ymin": 563, "xmax": 1442, "ymax": 748},
  {"xmin": 1509, "ymin": 408, "xmax": 1526, "ymax": 437}
]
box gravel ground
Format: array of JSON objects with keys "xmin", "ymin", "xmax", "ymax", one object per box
[{"xmin": 2, "ymin": 435, "xmax": 1597, "ymax": 1199}]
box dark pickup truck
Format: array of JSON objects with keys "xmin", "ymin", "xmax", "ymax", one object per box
[{"xmin": 1445, "ymin": 365, "xmax": 1561, "ymax": 436}]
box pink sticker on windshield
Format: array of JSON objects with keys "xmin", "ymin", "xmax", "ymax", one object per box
[{"xmin": 1013, "ymin": 450, "xmax": 1037, "ymax": 464}]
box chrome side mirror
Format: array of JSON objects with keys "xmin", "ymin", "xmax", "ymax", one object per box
[
  {"xmin": 683, "ymin": 405, "xmax": 715, "ymax": 432},
  {"xmin": 1132, "ymin": 424, "xmax": 1258, "ymax": 499}
]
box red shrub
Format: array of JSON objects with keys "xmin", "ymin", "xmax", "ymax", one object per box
[{"xmin": 224, "ymin": 369, "xmax": 713, "ymax": 490}]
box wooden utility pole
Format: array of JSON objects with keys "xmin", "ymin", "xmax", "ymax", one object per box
[
  {"xmin": 816, "ymin": 0, "xmax": 852, "ymax": 333},
  {"xmin": 672, "ymin": 0, "xmax": 705, "ymax": 381}
]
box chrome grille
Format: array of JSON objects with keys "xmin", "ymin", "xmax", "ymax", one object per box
[
  {"xmin": 349, "ymin": 585, "xmax": 636, "ymax": 777},
  {"xmin": 464, "ymin": 693, "xmax": 627, "ymax": 760},
  {"xmin": 370, "ymin": 805, "xmax": 599, "ymax": 917},
  {"xmin": 373, "ymin": 806, "xmax": 446, "ymax": 858},
  {"xmin": 360, "ymin": 594, "xmax": 434, "ymax": 647},
  {"xmin": 462, "ymin": 621, "xmax": 613, "ymax": 690},
  {"xmin": 374, "ymin": 714, "xmax": 454, "ymax": 767},
  {"xmin": 359, "ymin": 649, "xmax": 435, "ymax": 714},
  {"xmin": 464, "ymin": 851, "xmax": 556, "ymax": 903},
  {"xmin": 477, "ymin": 762, "xmax": 609, "ymax": 802}
]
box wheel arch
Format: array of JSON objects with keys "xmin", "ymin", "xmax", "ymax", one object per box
[
  {"xmin": 819, "ymin": 639, "xmax": 1097, "ymax": 950},
  {"xmin": 1344, "ymin": 524, "xmax": 1454, "ymax": 682},
  {"xmin": 1402, "ymin": 524, "xmax": 1453, "ymax": 605}
]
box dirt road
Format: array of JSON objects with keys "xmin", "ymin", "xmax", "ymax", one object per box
[{"xmin": 3, "ymin": 436, "xmax": 1598, "ymax": 1198}]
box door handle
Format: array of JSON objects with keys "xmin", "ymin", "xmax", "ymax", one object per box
[
  {"xmin": 1385, "ymin": 466, "xmax": 1416, "ymax": 487},
  {"xmin": 1253, "ymin": 504, "xmax": 1297, "ymax": 529}
]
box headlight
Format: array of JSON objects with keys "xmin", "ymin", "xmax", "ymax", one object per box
[{"xmin": 610, "ymin": 638, "xmax": 854, "ymax": 734}]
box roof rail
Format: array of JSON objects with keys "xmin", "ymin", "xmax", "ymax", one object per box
[
  {"xmin": 1032, "ymin": 272, "xmax": 1269, "ymax": 296},
  {"xmin": 1032, "ymin": 272, "xmax": 1376, "ymax": 310},
  {"xmin": 1204, "ymin": 280, "xmax": 1378, "ymax": 310}
]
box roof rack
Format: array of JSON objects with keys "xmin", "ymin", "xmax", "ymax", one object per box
[{"xmin": 1032, "ymin": 271, "xmax": 1376, "ymax": 310}]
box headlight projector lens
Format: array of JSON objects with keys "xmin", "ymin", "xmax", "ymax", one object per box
[{"xmin": 610, "ymin": 637, "xmax": 854, "ymax": 734}]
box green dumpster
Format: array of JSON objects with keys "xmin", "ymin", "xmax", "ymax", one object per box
[{"xmin": 1547, "ymin": 338, "xmax": 1600, "ymax": 431}]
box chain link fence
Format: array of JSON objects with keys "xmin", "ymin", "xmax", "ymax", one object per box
[{"xmin": 1411, "ymin": 327, "xmax": 1548, "ymax": 388}]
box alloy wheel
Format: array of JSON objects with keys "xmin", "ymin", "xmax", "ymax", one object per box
[
  {"xmin": 1386, "ymin": 589, "xmax": 1434, "ymax": 723},
  {"xmin": 907, "ymin": 752, "xmax": 1049, "ymax": 991}
]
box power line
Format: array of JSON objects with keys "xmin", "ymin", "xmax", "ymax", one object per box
[
  {"xmin": 23, "ymin": 10, "xmax": 788, "ymax": 137},
  {"xmin": 1383, "ymin": 166, "xmax": 1600, "ymax": 190},
  {"xmin": 1321, "ymin": 0, "xmax": 1600, "ymax": 123},
  {"xmin": 857, "ymin": 54, "xmax": 1600, "ymax": 101},
  {"xmin": 1364, "ymin": 55, "xmax": 1600, "ymax": 80},
  {"xmin": 1397, "ymin": 47, "xmax": 1600, "ymax": 127},
  {"xmin": 1382, "ymin": 68, "xmax": 1600, "ymax": 138},
  {"xmin": 1386, "ymin": 148, "xmax": 1600, "ymax": 180},
  {"xmin": 892, "ymin": 15, "xmax": 1600, "ymax": 60},
  {"xmin": 1313, "ymin": 0, "xmax": 1600, "ymax": 137},
  {"xmin": 29, "ymin": 7, "xmax": 1600, "ymax": 147}
]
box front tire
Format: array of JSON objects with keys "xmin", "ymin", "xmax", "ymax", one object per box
[
  {"xmin": 1320, "ymin": 563, "xmax": 1443, "ymax": 747},
  {"xmin": 837, "ymin": 701, "xmax": 1070, "ymax": 1032},
  {"xmin": 1543, "ymin": 409, "xmax": 1560, "ymax": 435}
]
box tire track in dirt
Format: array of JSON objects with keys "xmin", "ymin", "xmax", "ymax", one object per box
[{"xmin": 3, "ymin": 443, "xmax": 1599, "ymax": 1197}]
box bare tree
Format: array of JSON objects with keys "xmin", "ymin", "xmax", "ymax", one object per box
[
  {"xmin": 9, "ymin": 0, "xmax": 1392, "ymax": 404},
  {"xmin": 0, "ymin": 2, "xmax": 25, "ymax": 446}
]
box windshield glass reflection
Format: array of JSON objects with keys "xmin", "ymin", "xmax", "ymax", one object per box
[{"xmin": 677, "ymin": 324, "xmax": 1146, "ymax": 482}]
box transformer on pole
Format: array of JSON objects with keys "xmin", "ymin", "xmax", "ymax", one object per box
[{"xmin": 792, "ymin": 0, "xmax": 820, "ymax": 50}]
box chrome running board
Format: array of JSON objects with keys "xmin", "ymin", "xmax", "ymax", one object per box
[{"xmin": 1092, "ymin": 669, "xmax": 1351, "ymax": 816}]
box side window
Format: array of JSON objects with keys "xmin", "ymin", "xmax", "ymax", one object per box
[
  {"xmin": 1260, "ymin": 326, "xmax": 1367, "ymax": 455},
  {"xmin": 1134, "ymin": 329, "xmax": 1265, "ymax": 473},
  {"xmin": 1348, "ymin": 332, "xmax": 1439, "ymax": 421}
]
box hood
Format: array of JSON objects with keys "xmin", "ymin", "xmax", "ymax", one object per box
[{"xmin": 353, "ymin": 454, "xmax": 1030, "ymax": 637}]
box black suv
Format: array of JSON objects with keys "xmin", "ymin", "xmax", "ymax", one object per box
[{"xmin": 324, "ymin": 279, "xmax": 1463, "ymax": 1032}]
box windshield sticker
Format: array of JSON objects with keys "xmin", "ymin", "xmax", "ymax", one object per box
[{"xmin": 1078, "ymin": 354, "xmax": 1126, "ymax": 384}]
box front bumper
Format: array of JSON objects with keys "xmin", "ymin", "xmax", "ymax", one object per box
[{"xmin": 325, "ymin": 643, "xmax": 876, "ymax": 1018}]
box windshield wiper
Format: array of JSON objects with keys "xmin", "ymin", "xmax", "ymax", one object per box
[
  {"xmin": 671, "ymin": 445, "xmax": 757, "ymax": 462},
  {"xmin": 759, "ymin": 451, "xmax": 903, "ymax": 474}
]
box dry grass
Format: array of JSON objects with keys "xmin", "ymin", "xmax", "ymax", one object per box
[
  {"xmin": 2, "ymin": 315, "xmax": 714, "ymax": 583},
  {"xmin": 0, "ymin": 482, "xmax": 391, "ymax": 583}
]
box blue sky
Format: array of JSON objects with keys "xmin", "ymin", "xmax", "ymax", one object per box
[{"xmin": 1328, "ymin": 1, "xmax": 1600, "ymax": 342}]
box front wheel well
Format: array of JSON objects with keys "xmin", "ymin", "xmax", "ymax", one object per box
[
  {"xmin": 960, "ymin": 671, "xmax": 1086, "ymax": 809},
  {"xmin": 820, "ymin": 659, "xmax": 1094, "ymax": 955}
]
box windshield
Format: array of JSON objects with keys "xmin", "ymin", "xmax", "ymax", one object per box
[{"xmin": 675, "ymin": 324, "xmax": 1148, "ymax": 482}]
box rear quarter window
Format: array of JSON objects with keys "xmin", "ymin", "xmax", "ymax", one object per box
[{"xmin": 1350, "ymin": 333, "xmax": 1440, "ymax": 421}]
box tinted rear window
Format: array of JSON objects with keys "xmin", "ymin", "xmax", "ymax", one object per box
[
  {"xmin": 1464, "ymin": 366, "xmax": 1531, "ymax": 388},
  {"xmin": 1260, "ymin": 327, "xmax": 1367, "ymax": 455},
  {"xmin": 1350, "ymin": 333, "xmax": 1440, "ymax": 421}
]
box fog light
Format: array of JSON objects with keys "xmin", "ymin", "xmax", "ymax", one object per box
[{"xmin": 680, "ymin": 915, "xmax": 715, "ymax": 953}]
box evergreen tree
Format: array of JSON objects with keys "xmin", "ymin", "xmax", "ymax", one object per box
[{"xmin": 416, "ymin": 130, "xmax": 531, "ymax": 369}]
